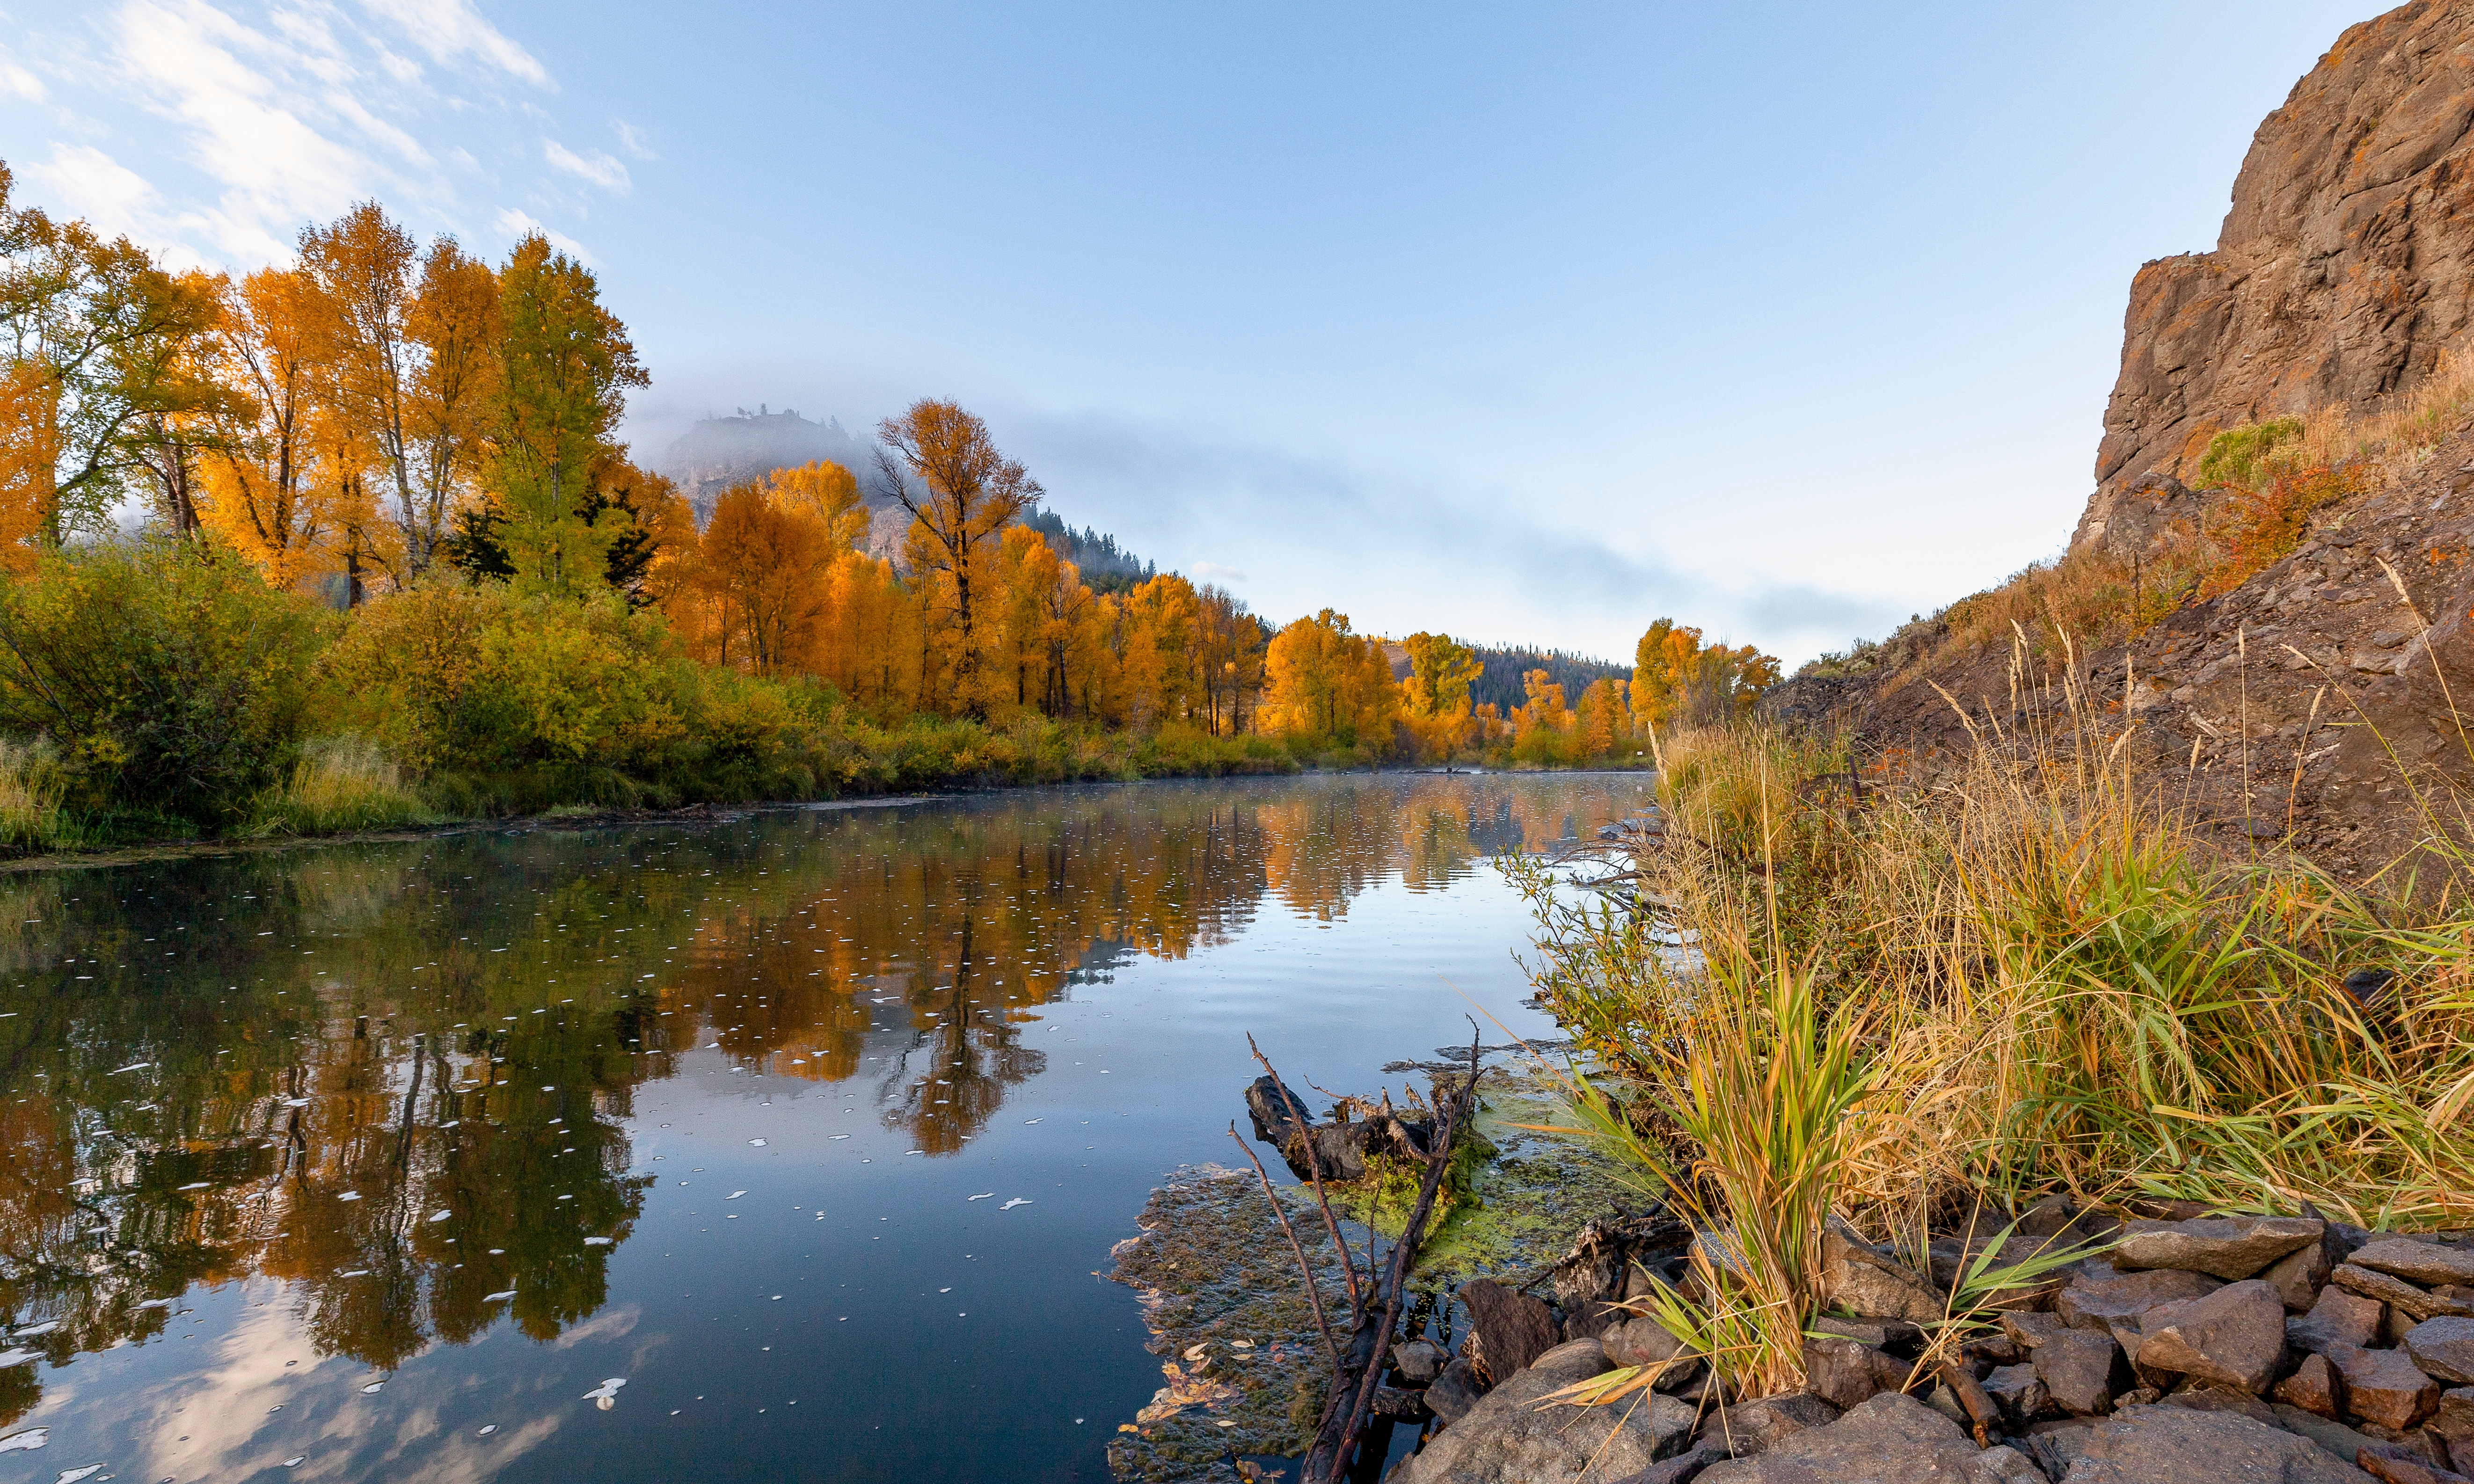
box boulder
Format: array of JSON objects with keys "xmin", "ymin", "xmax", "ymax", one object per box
[
  {"xmin": 2296, "ymin": 1288, "xmax": 2394, "ymax": 1354},
  {"xmin": 2000, "ymin": 1311, "xmax": 2065, "ymax": 1349},
  {"xmin": 1427, "ymin": 1358, "xmax": 1486, "ymax": 1426},
  {"xmin": 1395, "ymin": 1339, "xmax": 1445, "ymax": 1384},
  {"xmin": 1608, "ymin": 1443, "xmax": 1730, "ymax": 1484},
  {"xmin": 2036, "ymin": 1329, "xmax": 2132, "ymax": 1417},
  {"xmin": 2267, "ymin": 1238, "xmax": 2339, "ymax": 1312},
  {"xmin": 2336, "ymin": 1267, "xmax": 2474, "ymax": 1324},
  {"xmin": 2278, "ymin": 1353, "xmax": 2350, "ymax": 1420},
  {"xmin": 1693, "ymin": 1392, "xmax": 2043, "ymax": 1483},
  {"xmin": 2409, "ymin": 1319, "xmax": 2474, "ymax": 1386},
  {"xmin": 1700, "ymin": 1394, "xmax": 1840, "ymax": 1458},
  {"xmin": 1810, "ymin": 1315, "xmax": 1923, "ymax": 1352},
  {"xmin": 1820, "ymin": 1221, "xmax": 1947, "ymax": 1327},
  {"xmin": 2115, "ymin": 1217, "xmax": 2326, "ymax": 1281},
  {"xmin": 1460, "ymin": 1280, "xmax": 1562, "ymax": 1382},
  {"xmin": 1983, "ymin": 1363, "xmax": 2051, "ymax": 1426},
  {"xmin": 2047, "ymin": 1402, "xmax": 2378, "ymax": 1482},
  {"xmin": 1605, "ymin": 1317, "xmax": 1706, "ymax": 1391},
  {"xmin": 2433, "ymin": 1389, "xmax": 2474, "ymax": 1474},
  {"xmin": 2356, "ymin": 1244, "xmax": 2474, "ymax": 1293},
  {"xmin": 2327, "ymin": 1343, "xmax": 2441, "ymax": 1431},
  {"xmin": 2352, "ymin": 1450, "xmax": 2474, "ymax": 1484},
  {"xmin": 2170, "ymin": 1383, "xmax": 2283, "ymax": 1426},
  {"xmin": 2015, "ymin": 1419, "xmax": 2100, "ymax": 1483},
  {"xmin": 1801, "ymin": 1337, "xmax": 1912, "ymax": 1412},
  {"xmin": 1397, "ymin": 1339, "xmax": 1697, "ymax": 1484},
  {"xmin": 2057, "ymin": 1267, "xmax": 2225, "ymax": 1350},
  {"xmin": 2272, "ymin": 1402, "xmax": 2393, "ymax": 1474},
  {"xmin": 2134, "ymin": 1280, "xmax": 2289, "ymax": 1394}
]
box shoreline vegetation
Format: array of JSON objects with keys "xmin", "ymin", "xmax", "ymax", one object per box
[
  {"xmin": 0, "ymin": 170, "xmax": 1773, "ymax": 859},
  {"xmin": 1514, "ymin": 682, "xmax": 2474, "ymax": 1385}
]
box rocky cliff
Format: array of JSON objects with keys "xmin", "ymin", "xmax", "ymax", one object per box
[
  {"xmin": 1771, "ymin": 1, "xmax": 2474, "ymax": 876},
  {"xmin": 2079, "ymin": 0, "xmax": 2474, "ymax": 553}
]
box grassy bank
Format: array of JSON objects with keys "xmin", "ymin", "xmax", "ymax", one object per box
[{"xmin": 1512, "ymin": 696, "xmax": 2474, "ymax": 1393}]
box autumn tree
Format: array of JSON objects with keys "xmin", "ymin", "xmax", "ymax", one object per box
[
  {"xmin": 766, "ymin": 459, "xmax": 870, "ymax": 550},
  {"xmin": 196, "ymin": 267, "xmax": 333, "ymax": 587},
  {"xmin": 1402, "ymin": 632, "xmax": 1482, "ymax": 719},
  {"xmin": 873, "ymin": 400, "xmax": 1039, "ymax": 717},
  {"xmin": 1631, "ymin": 617, "xmax": 1779, "ymax": 726},
  {"xmin": 1575, "ymin": 676, "xmax": 1631, "ymax": 757},
  {"xmin": 402, "ymin": 238, "xmax": 500, "ymax": 570},
  {"xmin": 1263, "ymin": 609, "xmax": 1397, "ymax": 747},
  {"xmin": 698, "ymin": 482, "xmax": 831, "ymax": 674},
  {"xmin": 0, "ymin": 165, "xmax": 222, "ymax": 551},
  {"xmin": 489, "ymin": 234, "xmax": 644, "ymax": 596},
  {"xmin": 1196, "ymin": 585, "xmax": 1267, "ymax": 735}
]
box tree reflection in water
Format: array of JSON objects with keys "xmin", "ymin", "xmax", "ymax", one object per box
[{"xmin": 0, "ymin": 773, "xmax": 1647, "ymax": 1425}]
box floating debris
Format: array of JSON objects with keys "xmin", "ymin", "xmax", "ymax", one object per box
[
  {"xmin": 339, "ymin": 1270, "xmax": 371, "ymax": 1279},
  {"xmin": 361, "ymin": 1381, "xmax": 383, "ymax": 1394},
  {"xmin": 1000, "ymin": 1198, "xmax": 1032, "ymax": 1210},
  {"xmin": 0, "ymin": 1427, "xmax": 43, "ymax": 1452},
  {"xmin": 726, "ymin": 1191, "xmax": 746, "ymax": 1201},
  {"xmin": 134, "ymin": 1298, "xmax": 171, "ymax": 1311},
  {"xmin": 428, "ymin": 1209, "xmax": 452, "ymax": 1222},
  {"xmin": 747, "ymin": 1138, "xmax": 766, "ymax": 1147},
  {"xmin": 584, "ymin": 1237, "xmax": 613, "ymax": 1246},
  {"xmin": 336, "ymin": 1192, "xmax": 361, "ymax": 1202},
  {"xmin": 282, "ymin": 1098, "xmax": 310, "ymax": 1108},
  {"xmin": 12, "ymin": 1321, "xmax": 58, "ymax": 1339},
  {"xmin": 284, "ymin": 1458, "xmax": 306, "ymax": 1468},
  {"xmin": 477, "ymin": 1424, "xmax": 498, "ymax": 1436},
  {"xmin": 582, "ymin": 1376, "xmax": 627, "ymax": 1410},
  {"xmin": 57, "ymin": 1466, "xmax": 102, "ymax": 1483},
  {"xmin": 108, "ymin": 1062, "xmax": 150, "ymax": 1075},
  {"xmin": 176, "ymin": 1181, "xmax": 209, "ymax": 1191},
  {"xmin": 965, "ymin": 1192, "xmax": 993, "ymax": 1201},
  {"xmin": 0, "ymin": 1349, "xmax": 41, "ymax": 1368},
  {"xmin": 483, "ymin": 1290, "xmax": 517, "ymax": 1302},
  {"xmin": 829, "ymin": 1135, "xmax": 851, "ymax": 1141}
]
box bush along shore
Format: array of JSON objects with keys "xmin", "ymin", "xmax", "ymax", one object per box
[{"xmin": 1204, "ymin": 692, "xmax": 2474, "ymax": 1484}]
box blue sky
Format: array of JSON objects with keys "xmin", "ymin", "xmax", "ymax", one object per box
[{"xmin": 0, "ymin": 0, "xmax": 2381, "ymax": 662}]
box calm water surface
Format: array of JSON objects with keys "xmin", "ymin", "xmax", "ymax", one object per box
[{"xmin": 0, "ymin": 773, "xmax": 1649, "ymax": 1483}]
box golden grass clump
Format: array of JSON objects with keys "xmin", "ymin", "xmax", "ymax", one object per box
[
  {"xmin": 252, "ymin": 735, "xmax": 435, "ymax": 836},
  {"xmin": 0, "ymin": 737, "xmax": 73, "ymax": 851}
]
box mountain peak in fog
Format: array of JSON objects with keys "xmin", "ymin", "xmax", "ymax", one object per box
[{"xmin": 655, "ymin": 407, "xmax": 887, "ymax": 517}]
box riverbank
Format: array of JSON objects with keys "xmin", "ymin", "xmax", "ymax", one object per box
[{"xmin": 1173, "ymin": 706, "xmax": 2474, "ymax": 1483}]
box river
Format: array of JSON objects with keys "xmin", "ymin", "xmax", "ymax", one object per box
[{"xmin": 0, "ymin": 771, "xmax": 1649, "ymax": 1484}]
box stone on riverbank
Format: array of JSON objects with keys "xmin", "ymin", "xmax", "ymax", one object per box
[
  {"xmin": 1693, "ymin": 1393, "xmax": 2043, "ymax": 1483},
  {"xmin": 1393, "ymin": 1339, "xmax": 1695, "ymax": 1484},
  {"xmin": 2113, "ymin": 1217, "xmax": 2325, "ymax": 1281}
]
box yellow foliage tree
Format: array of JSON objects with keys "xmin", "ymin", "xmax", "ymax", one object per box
[{"xmin": 1262, "ymin": 608, "xmax": 1398, "ymax": 748}]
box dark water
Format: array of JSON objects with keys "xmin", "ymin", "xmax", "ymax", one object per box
[{"xmin": 0, "ymin": 772, "xmax": 1649, "ymax": 1484}]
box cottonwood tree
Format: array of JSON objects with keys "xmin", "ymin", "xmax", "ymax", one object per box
[
  {"xmin": 491, "ymin": 235, "xmax": 644, "ymax": 595},
  {"xmin": 0, "ymin": 165, "xmax": 222, "ymax": 553},
  {"xmin": 873, "ymin": 399, "xmax": 1040, "ymax": 717}
]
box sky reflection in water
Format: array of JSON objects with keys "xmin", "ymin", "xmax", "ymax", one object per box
[{"xmin": 0, "ymin": 773, "xmax": 1651, "ymax": 1483}]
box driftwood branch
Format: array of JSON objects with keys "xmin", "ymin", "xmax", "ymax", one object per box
[
  {"xmin": 1228, "ymin": 1120, "xmax": 1344, "ymax": 1372},
  {"xmin": 1249, "ymin": 1032, "xmax": 1366, "ymax": 1314},
  {"xmin": 1306, "ymin": 1024, "xmax": 1485, "ymax": 1484}
]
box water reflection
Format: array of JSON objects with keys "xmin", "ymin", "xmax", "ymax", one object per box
[{"xmin": 0, "ymin": 773, "xmax": 1647, "ymax": 1437}]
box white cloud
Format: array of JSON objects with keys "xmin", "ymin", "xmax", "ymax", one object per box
[
  {"xmin": 23, "ymin": 144, "xmax": 162, "ymax": 241},
  {"xmin": 0, "ymin": 60, "xmax": 44, "ymax": 102},
  {"xmin": 544, "ymin": 138, "xmax": 628, "ymax": 193},
  {"xmin": 1191, "ymin": 561, "xmax": 1248, "ymax": 583},
  {"xmin": 113, "ymin": 0, "xmax": 371, "ymax": 259},
  {"xmin": 612, "ymin": 119, "xmax": 655, "ymax": 159},
  {"xmin": 495, "ymin": 206, "xmax": 594, "ymax": 265},
  {"xmin": 355, "ymin": 0, "xmax": 546, "ymax": 85}
]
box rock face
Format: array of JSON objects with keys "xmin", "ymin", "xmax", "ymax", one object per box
[
  {"xmin": 1819, "ymin": 1221, "xmax": 1946, "ymax": 1326},
  {"xmin": 2079, "ymin": 0, "xmax": 2474, "ymax": 555},
  {"xmin": 1395, "ymin": 1339, "xmax": 1695, "ymax": 1484},
  {"xmin": 1458, "ymin": 1280, "xmax": 1562, "ymax": 1383}
]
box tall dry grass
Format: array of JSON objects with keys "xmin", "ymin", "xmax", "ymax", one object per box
[
  {"xmin": 1517, "ymin": 665, "xmax": 2474, "ymax": 1391},
  {"xmin": 251, "ymin": 736, "xmax": 435, "ymax": 835}
]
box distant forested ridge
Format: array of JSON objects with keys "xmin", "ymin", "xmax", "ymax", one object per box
[
  {"xmin": 1022, "ymin": 509, "xmax": 1155, "ymax": 593},
  {"xmin": 1465, "ymin": 647, "xmax": 1629, "ymax": 718}
]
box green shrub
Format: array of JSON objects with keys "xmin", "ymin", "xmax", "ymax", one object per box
[
  {"xmin": 2195, "ymin": 417, "xmax": 2305, "ymax": 491},
  {"xmin": 0, "ymin": 540, "xmax": 333, "ymax": 831}
]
